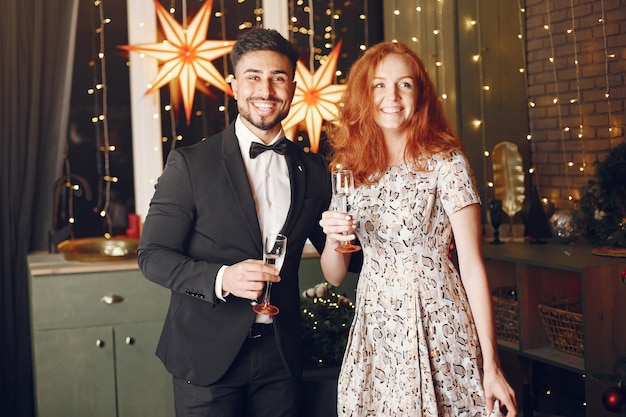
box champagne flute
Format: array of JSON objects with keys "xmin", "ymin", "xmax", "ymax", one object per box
[
  {"xmin": 332, "ymin": 170, "xmax": 361, "ymax": 253},
  {"xmin": 252, "ymin": 233, "xmax": 287, "ymax": 316}
]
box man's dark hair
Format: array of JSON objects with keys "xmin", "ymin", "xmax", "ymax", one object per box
[{"xmin": 230, "ymin": 28, "xmax": 299, "ymax": 77}]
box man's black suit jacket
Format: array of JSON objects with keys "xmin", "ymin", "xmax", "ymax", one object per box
[{"xmin": 137, "ymin": 122, "xmax": 331, "ymax": 386}]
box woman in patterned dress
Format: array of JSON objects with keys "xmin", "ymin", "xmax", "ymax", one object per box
[{"xmin": 319, "ymin": 41, "xmax": 518, "ymax": 416}]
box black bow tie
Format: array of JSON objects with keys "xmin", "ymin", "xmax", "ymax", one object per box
[{"xmin": 249, "ymin": 138, "xmax": 289, "ymax": 159}]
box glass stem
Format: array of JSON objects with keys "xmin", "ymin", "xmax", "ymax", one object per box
[{"xmin": 261, "ymin": 282, "xmax": 273, "ymax": 305}]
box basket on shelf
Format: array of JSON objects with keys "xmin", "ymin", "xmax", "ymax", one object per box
[
  {"xmin": 537, "ymin": 299, "xmax": 583, "ymax": 357},
  {"xmin": 492, "ymin": 286, "xmax": 519, "ymax": 344}
]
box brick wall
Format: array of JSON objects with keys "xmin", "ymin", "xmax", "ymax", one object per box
[{"xmin": 524, "ymin": 0, "xmax": 625, "ymax": 209}]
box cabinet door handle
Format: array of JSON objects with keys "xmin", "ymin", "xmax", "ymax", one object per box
[
  {"xmin": 95, "ymin": 339, "xmax": 105, "ymax": 348},
  {"xmin": 125, "ymin": 337, "xmax": 135, "ymax": 345},
  {"xmin": 100, "ymin": 294, "xmax": 124, "ymax": 304}
]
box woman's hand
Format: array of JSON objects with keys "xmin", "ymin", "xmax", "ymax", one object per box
[
  {"xmin": 319, "ymin": 210, "xmax": 357, "ymax": 246},
  {"xmin": 319, "ymin": 210, "xmax": 355, "ymax": 286},
  {"xmin": 482, "ymin": 367, "xmax": 518, "ymax": 416}
]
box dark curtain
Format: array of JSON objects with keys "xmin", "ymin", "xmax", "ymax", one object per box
[{"xmin": 0, "ymin": 1, "xmax": 78, "ymax": 416}]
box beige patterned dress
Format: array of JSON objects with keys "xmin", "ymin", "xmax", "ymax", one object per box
[{"xmin": 337, "ymin": 150, "xmax": 497, "ymax": 417}]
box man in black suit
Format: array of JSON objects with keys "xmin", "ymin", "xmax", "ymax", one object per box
[{"xmin": 138, "ymin": 28, "xmax": 331, "ymax": 416}]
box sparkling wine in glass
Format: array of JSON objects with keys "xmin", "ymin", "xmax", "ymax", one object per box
[
  {"xmin": 332, "ymin": 170, "xmax": 361, "ymax": 253},
  {"xmin": 252, "ymin": 233, "xmax": 287, "ymax": 316}
]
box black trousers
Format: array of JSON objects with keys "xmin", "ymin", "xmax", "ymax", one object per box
[{"xmin": 173, "ymin": 326, "xmax": 299, "ymax": 417}]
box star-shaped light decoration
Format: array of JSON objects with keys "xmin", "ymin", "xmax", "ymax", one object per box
[
  {"xmin": 282, "ymin": 40, "xmax": 346, "ymax": 153},
  {"xmin": 119, "ymin": 0, "xmax": 235, "ymax": 124}
]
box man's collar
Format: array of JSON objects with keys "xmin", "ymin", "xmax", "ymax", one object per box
[{"xmin": 234, "ymin": 116, "xmax": 285, "ymax": 148}]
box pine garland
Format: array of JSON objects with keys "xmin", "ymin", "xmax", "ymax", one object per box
[{"xmin": 301, "ymin": 283, "xmax": 355, "ymax": 368}]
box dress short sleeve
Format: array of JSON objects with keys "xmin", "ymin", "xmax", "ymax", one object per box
[{"xmin": 435, "ymin": 150, "xmax": 481, "ymax": 215}]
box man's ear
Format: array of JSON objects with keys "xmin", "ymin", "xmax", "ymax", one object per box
[{"xmin": 230, "ymin": 77, "xmax": 238, "ymax": 100}]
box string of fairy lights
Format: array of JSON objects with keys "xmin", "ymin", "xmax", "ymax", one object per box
[
  {"xmin": 567, "ymin": 0, "xmax": 587, "ymax": 184},
  {"xmin": 165, "ymin": 0, "xmax": 184, "ymax": 151},
  {"xmin": 289, "ymin": 0, "xmax": 345, "ymax": 74},
  {"xmin": 306, "ymin": 0, "xmax": 315, "ymax": 71},
  {"xmin": 60, "ymin": 0, "xmax": 124, "ymax": 238},
  {"xmin": 389, "ymin": 1, "xmax": 499, "ymax": 202},
  {"xmin": 387, "ymin": 0, "xmax": 619, "ymax": 212},
  {"xmin": 544, "ymin": 0, "xmax": 572, "ymax": 203},
  {"xmin": 79, "ymin": 0, "xmax": 116, "ymax": 237},
  {"xmin": 516, "ymin": 2, "xmax": 538, "ymax": 188},
  {"xmin": 390, "ymin": 1, "xmax": 498, "ymax": 195},
  {"xmin": 409, "ymin": 2, "xmax": 423, "ymax": 57},
  {"xmin": 467, "ymin": 0, "xmax": 490, "ymax": 199},
  {"xmin": 389, "ymin": 1, "xmax": 448, "ymax": 101},
  {"xmin": 600, "ymin": 0, "xmax": 616, "ymax": 147},
  {"xmin": 531, "ymin": 0, "xmax": 617, "ymax": 205}
]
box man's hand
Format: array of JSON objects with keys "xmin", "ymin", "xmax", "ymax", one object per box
[{"xmin": 222, "ymin": 259, "xmax": 281, "ymax": 300}]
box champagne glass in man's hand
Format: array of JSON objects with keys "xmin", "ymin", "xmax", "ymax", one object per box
[
  {"xmin": 252, "ymin": 233, "xmax": 287, "ymax": 316},
  {"xmin": 332, "ymin": 170, "xmax": 361, "ymax": 253}
]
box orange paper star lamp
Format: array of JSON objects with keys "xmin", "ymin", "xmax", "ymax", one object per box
[
  {"xmin": 167, "ymin": 77, "xmax": 219, "ymax": 119},
  {"xmin": 282, "ymin": 40, "xmax": 346, "ymax": 153},
  {"xmin": 119, "ymin": 0, "xmax": 235, "ymax": 124}
]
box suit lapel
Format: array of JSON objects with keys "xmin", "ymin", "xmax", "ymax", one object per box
[
  {"xmin": 281, "ymin": 142, "xmax": 306, "ymax": 239},
  {"xmin": 220, "ymin": 124, "xmax": 263, "ymax": 253}
]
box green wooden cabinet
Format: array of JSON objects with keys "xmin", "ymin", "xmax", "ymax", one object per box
[
  {"xmin": 28, "ymin": 255, "xmax": 174, "ymax": 417},
  {"xmin": 33, "ymin": 326, "xmax": 117, "ymax": 416}
]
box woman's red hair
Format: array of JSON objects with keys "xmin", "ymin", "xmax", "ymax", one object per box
[{"xmin": 327, "ymin": 41, "xmax": 464, "ymax": 186}]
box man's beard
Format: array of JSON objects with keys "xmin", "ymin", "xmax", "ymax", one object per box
[{"xmin": 238, "ymin": 98, "xmax": 290, "ymax": 131}]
